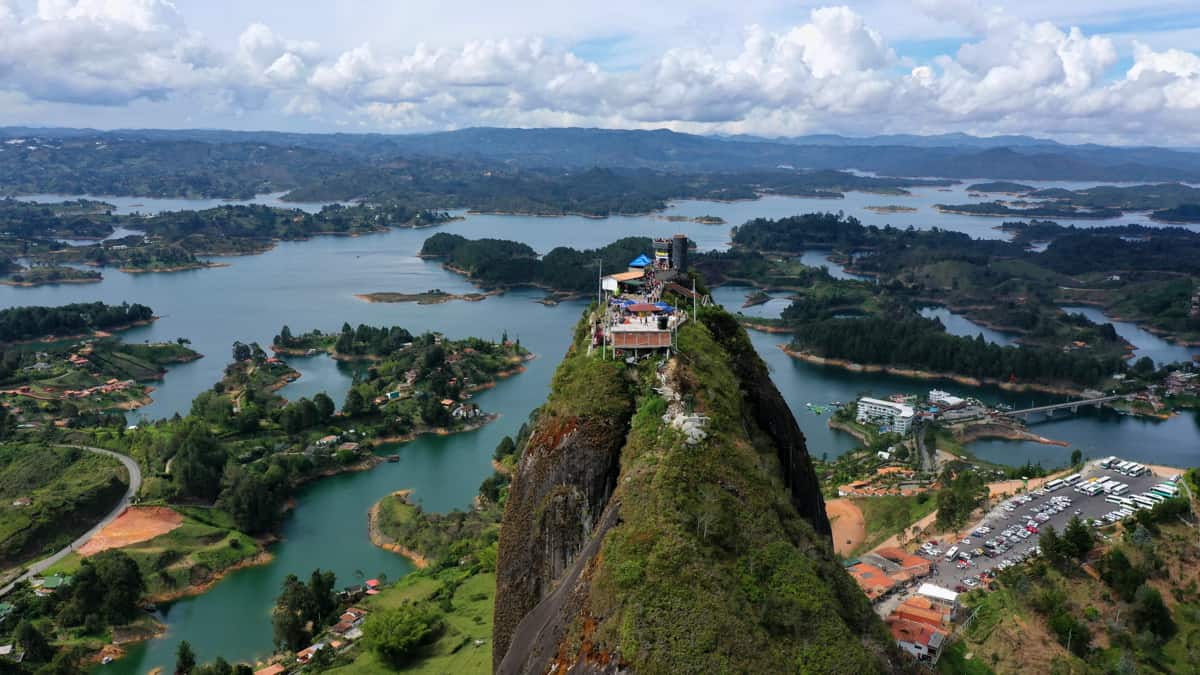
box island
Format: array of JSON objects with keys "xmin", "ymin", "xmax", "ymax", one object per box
[
  {"xmin": 354, "ymin": 289, "xmax": 496, "ymax": 304},
  {"xmin": 864, "ymin": 204, "xmax": 918, "ymax": 214},
  {"xmin": 0, "ymin": 265, "xmax": 102, "ymax": 286}
]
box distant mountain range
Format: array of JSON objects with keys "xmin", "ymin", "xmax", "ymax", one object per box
[{"xmin": 4, "ymin": 125, "xmax": 1200, "ymax": 182}]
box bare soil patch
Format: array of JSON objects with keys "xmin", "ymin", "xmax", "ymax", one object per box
[{"xmin": 78, "ymin": 506, "xmax": 183, "ymax": 556}]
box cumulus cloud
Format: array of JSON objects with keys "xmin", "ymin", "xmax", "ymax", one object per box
[{"xmin": 0, "ymin": 1, "xmax": 1198, "ymax": 142}]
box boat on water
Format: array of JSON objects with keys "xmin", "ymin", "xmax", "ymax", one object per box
[{"xmin": 386, "ymin": 454, "xmax": 400, "ymax": 462}]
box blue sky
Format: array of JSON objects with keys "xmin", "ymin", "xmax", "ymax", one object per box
[{"xmin": 0, "ymin": 0, "xmax": 1198, "ymax": 143}]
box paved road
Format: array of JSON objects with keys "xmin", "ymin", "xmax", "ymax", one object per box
[{"xmin": 0, "ymin": 445, "xmax": 142, "ymax": 596}]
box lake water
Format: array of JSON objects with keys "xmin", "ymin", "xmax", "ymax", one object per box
[
  {"xmin": 918, "ymin": 306, "xmax": 1020, "ymax": 346},
  {"xmin": 0, "ymin": 187, "xmax": 1194, "ymax": 672},
  {"xmin": 1060, "ymin": 305, "xmax": 1199, "ymax": 367},
  {"xmin": 11, "ymin": 192, "xmax": 344, "ymax": 216}
]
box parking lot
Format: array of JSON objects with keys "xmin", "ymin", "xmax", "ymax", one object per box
[{"xmin": 913, "ymin": 460, "xmax": 1177, "ymax": 591}]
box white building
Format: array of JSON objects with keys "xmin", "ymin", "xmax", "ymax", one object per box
[
  {"xmin": 856, "ymin": 397, "xmax": 915, "ymax": 434},
  {"xmin": 928, "ymin": 389, "xmax": 965, "ymax": 408}
]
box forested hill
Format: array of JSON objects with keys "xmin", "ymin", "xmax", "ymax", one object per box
[{"xmin": 5, "ymin": 127, "xmax": 1200, "ymax": 195}]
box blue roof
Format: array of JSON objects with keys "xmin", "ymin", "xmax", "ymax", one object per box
[
  {"xmin": 628, "ymin": 254, "xmax": 652, "ymax": 268},
  {"xmin": 654, "ymin": 302, "xmax": 675, "ymax": 312}
]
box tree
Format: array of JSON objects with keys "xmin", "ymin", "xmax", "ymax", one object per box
[
  {"xmin": 15, "ymin": 620, "xmax": 53, "ymax": 663},
  {"xmin": 1039, "ymin": 525, "xmax": 1067, "ymax": 568},
  {"xmin": 343, "ymin": 388, "xmax": 368, "ymax": 417},
  {"xmin": 1063, "ymin": 516, "xmax": 1094, "ymax": 561},
  {"xmin": 309, "ymin": 569, "xmax": 338, "ymax": 625},
  {"xmin": 313, "ymin": 392, "xmax": 335, "ymax": 423},
  {"xmin": 272, "ymin": 575, "xmax": 312, "ymax": 651},
  {"xmin": 493, "ymin": 436, "xmax": 516, "ymax": 461},
  {"xmin": 363, "ymin": 604, "xmax": 445, "ymax": 667},
  {"xmin": 172, "ymin": 421, "xmax": 226, "ymax": 501},
  {"xmin": 1133, "ymin": 584, "xmax": 1176, "ymax": 640},
  {"xmin": 176, "ymin": 640, "xmax": 197, "ymax": 674},
  {"xmin": 1070, "ymin": 449, "xmax": 1082, "ymax": 466},
  {"xmin": 232, "ymin": 341, "xmax": 252, "ymax": 362},
  {"xmin": 1133, "ymin": 356, "xmax": 1156, "ymax": 376},
  {"xmin": 1100, "ymin": 549, "xmax": 1146, "ymax": 601}
]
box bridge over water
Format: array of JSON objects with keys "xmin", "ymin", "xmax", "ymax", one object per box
[{"xmin": 999, "ymin": 394, "xmax": 1124, "ymax": 420}]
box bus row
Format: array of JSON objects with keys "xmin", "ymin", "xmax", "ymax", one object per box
[
  {"xmin": 1098, "ymin": 457, "xmax": 1150, "ymax": 477},
  {"xmin": 1103, "ymin": 485, "xmax": 1181, "ymax": 511}
]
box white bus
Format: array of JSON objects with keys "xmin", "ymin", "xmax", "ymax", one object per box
[
  {"xmin": 1105, "ymin": 496, "xmax": 1125, "ymax": 505},
  {"xmin": 1045, "ymin": 479, "xmax": 1064, "ymax": 491},
  {"xmin": 1128, "ymin": 464, "xmax": 1148, "ymax": 477},
  {"xmin": 1110, "ymin": 484, "xmax": 1129, "ymax": 496},
  {"xmin": 1115, "ymin": 496, "xmax": 1135, "ymax": 508},
  {"xmin": 1063, "ymin": 473, "xmax": 1082, "ymax": 485},
  {"xmin": 1131, "ymin": 495, "xmax": 1157, "ymax": 509},
  {"xmin": 1142, "ymin": 492, "xmax": 1166, "ymax": 504},
  {"xmin": 1099, "ymin": 480, "xmax": 1120, "ymax": 492},
  {"xmin": 1117, "ymin": 461, "xmax": 1134, "ymax": 473},
  {"xmin": 1152, "ymin": 484, "xmax": 1178, "ymax": 497},
  {"xmin": 945, "ymin": 546, "xmax": 960, "ymax": 561}
]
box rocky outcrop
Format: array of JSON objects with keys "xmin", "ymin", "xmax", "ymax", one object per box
[
  {"xmin": 494, "ymin": 307, "xmax": 900, "ymax": 674},
  {"xmin": 492, "ymin": 349, "xmax": 634, "ymax": 671}
]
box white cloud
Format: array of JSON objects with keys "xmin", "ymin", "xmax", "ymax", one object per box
[{"xmin": 0, "ymin": 1, "xmax": 1198, "ymax": 143}]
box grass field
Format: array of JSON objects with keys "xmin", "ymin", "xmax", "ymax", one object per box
[
  {"xmin": 852, "ymin": 493, "xmax": 938, "ymax": 554},
  {"xmin": 329, "ymin": 571, "xmax": 495, "ymax": 675}
]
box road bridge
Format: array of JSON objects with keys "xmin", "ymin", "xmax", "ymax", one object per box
[{"xmin": 999, "ymin": 394, "xmax": 1123, "ymax": 419}]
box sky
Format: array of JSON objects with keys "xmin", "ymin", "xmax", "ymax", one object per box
[{"xmin": 0, "ymin": 0, "xmax": 1198, "ymax": 144}]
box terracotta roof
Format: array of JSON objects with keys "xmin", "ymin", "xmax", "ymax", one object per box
[
  {"xmin": 895, "ymin": 604, "xmax": 948, "ymax": 628},
  {"xmin": 625, "ymin": 303, "xmax": 662, "ymax": 313},
  {"xmin": 848, "ymin": 563, "xmax": 896, "ymax": 598},
  {"xmin": 254, "ymin": 665, "xmax": 286, "ymax": 675},
  {"xmin": 890, "ymin": 617, "xmax": 947, "ymax": 647}
]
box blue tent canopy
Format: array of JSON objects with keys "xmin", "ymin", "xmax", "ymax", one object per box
[
  {"xmin": 628, "ymin": 254, "xmax": 652, "ymax": 268},
  {"xmin": 654, "ymin": 302, "xmax": 675, "ymax": 312}
]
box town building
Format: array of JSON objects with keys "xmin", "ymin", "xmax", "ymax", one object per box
[
  {"xmin": 856, "ymin": 397, "xmax": 915, "ymax": 434},
  {"xmin": 889, "ymin": 617, "xmax": 947, "ymax": 660},
  {"xmin": 928, "ymin": 389, "xmax": 966, "ymax": 408},
  {"xmin": 847, "ymin": 562, "xmax": 896, "ymax": 601}
]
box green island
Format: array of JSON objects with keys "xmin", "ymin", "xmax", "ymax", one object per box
[
  {"xmin": 942, "ymin": 182, "xmax": 1200, "ymax": 221},
  {"xmin": 864, "ymin": 204, "xmax": 918, "ymax": 214},
  {"xmin": 355, "ymin": 289, "xmax": 495, "ymax": 304},
  {"xmin": 0, "ymin": 301, "xmax": 155, "ymax": 344},
  {"xmin": 0, "ymin": 265, "xmax": 102, "ymax": 287},
  {"xmin": 0, "ymin": 200, "xmax": 458, "ymax": 277}
]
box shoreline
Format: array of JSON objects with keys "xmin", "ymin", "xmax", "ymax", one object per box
[
  {"xmin": 953, "ymin": 422, "xmax": 1070, "ymax": 447},
  {"xmin": 367, "ymin": 490, "xmax": 431, "ymax": 569},
  {"xmin": 354, "ymin": 289, "xmax": 500, "ymax": 304},
  {"xmin": 780, "ymin": 345, "xmax": 1089, "ymax": 397},
  {"xmin": 119, "ymin": 262, "xmax": 230, "ymax": 274},
  {"xmin": 0, "ymin": 275, "xmax": 102, "ymax": 287},
  {"xmin": 144, "ymin": 550, "xmax": 274, "ymax": 604},
  {"xmin": 1, "ymin": 317, "xmax": 158, "ymax": 347}
]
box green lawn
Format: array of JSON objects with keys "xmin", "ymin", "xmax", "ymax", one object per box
[
  {"xmin": 329, "ymin": 572, "xmax": 495, "ymax": 675},
  {"xmin": 852, "ymin": 493, "xmax": 938, "ymax": 555}
]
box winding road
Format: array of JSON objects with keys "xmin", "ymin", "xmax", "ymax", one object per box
[{"xmin": 0, "ymin": 445, "xmax": 142, "ymax": 596}]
